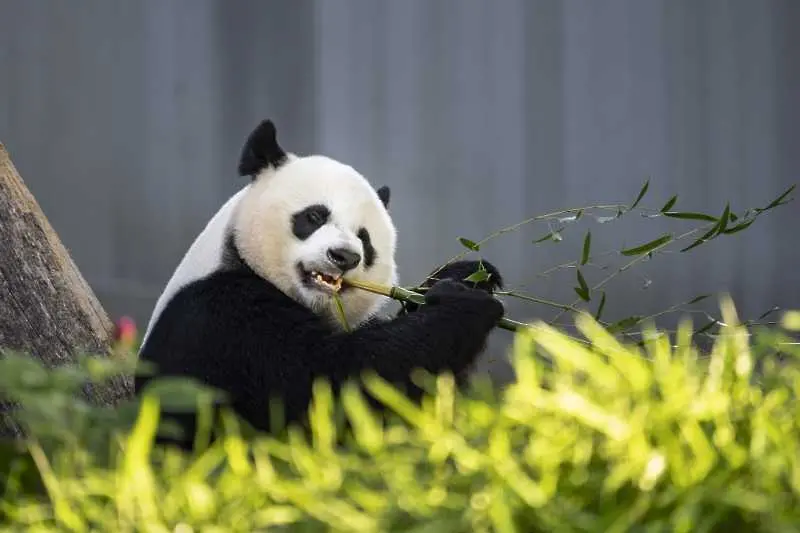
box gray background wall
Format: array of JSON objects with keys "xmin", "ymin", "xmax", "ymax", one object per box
[{"xmin": 1, "ymin": 1, "xmax": 798, "ymax": 378}]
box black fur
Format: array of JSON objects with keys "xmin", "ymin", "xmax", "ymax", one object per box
[
  {"xmin": 376, "ymin": 186, "xmax": 390, "ymax": 208},
  {"xmin": 357, "ymin": 228, "xmax": 376, "ymax": 268},
  {"xmin": 400, "ymin": 261, "xmax": 503, "ymax": 314},
  {"xmin": 237, "ymin": 120, "xmax": 288, "ymax": 178},
  {"xmin": 135, "ymin": 255, "xmax": 503, "ymax": 450},
  {"xmin": 220, "ymin": 232, "xmax": 247, "ymax": 271},
  {"xmin": 291, "ymin": 204, "xmax": 330, "ymax": 240}
]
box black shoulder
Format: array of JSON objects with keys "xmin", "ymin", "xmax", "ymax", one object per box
[{"xmin": 141, "ymin": 269, "xmax": 309, "ymax": 351}]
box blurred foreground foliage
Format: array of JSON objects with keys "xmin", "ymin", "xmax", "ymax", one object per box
[{"xmin": 1, "ymin": 300, "xmax": 799, "ymax": 532}]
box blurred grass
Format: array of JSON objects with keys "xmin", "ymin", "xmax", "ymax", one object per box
[{"xmin": 0, "ymin": 299, "xmax": 799, "ymax": 532}]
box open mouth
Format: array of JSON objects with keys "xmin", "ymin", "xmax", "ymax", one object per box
[{"xmin": 298, "ymin": 264, "xmax": 346, "ymax": 293}]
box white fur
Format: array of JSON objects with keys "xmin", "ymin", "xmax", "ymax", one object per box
[
  {"xmin": 141, "ymin": 187, "xmax": 248, "ymax": 345},
  {"xmin": 234, "ymin": 154, "xmax": 398, "ymax": 327}
]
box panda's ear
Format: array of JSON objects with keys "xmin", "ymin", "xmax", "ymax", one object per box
[
  {"xmin": 238, "ymin": 119, "xmax": 288, "ymax": 179},
  {"xmin": 376, "ymin": 186, "xmax": 390, "ymax": 208}
]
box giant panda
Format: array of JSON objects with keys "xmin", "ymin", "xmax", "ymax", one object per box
[{"xmin": 135, "ymin": 119, "xmax": 505, "ymax": 448}]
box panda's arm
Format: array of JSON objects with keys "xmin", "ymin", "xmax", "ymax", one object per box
[{"xmin": 307, "ymin": 280, "xmax": 503, "ymax": 389}]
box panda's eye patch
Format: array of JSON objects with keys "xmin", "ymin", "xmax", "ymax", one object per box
[
  {"xmin": 292, "ymin": 204, "xmax": 330, "ymax": 240},
  {"xmin": 357, "ymin": 227, "xmax": 376, "ymax": 268}
]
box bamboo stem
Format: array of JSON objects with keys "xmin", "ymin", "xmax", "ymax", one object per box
[{"xmin": 343, "ymin": 278, "xmax": 526, "ymax": 333}]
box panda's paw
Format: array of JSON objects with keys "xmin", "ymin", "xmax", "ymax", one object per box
[
  {"xmin": 424, "ymin": 279, "xmax": 504, "ymax": 324},
  {"xmin": 423, "ymin": 260, "xmax": 504, "ymax": 294}
]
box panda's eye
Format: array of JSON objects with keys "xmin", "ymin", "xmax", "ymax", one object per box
[
  {"xmin": 357, "ymin": 227, "xmax": 376, "ymax": 268},
  {"xmin": 292, "ymin": 204, "xmax": 331, "ymax": 240},
  {"xmin": 307, "ymin": 210, "xmax": 326, "ymax": 226}
]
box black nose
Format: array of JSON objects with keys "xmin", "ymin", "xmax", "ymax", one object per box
[{"xmin": 327, "ymin": 247, "xmax": 361, "ymax": 271}]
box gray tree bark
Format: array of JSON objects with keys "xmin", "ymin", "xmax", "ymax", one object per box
[{"xmin": 0, "ymin": 143, "xmax": 132, "ymax": 437}]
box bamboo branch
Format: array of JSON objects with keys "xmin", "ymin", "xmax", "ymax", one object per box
[{"xmin": 343, "ymin": 279, "xmax": 526, "ymax": 333}]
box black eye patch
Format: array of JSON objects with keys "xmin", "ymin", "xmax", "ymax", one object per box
[
  {"xmin": 357, "ymin": 227, "xmax": 376, "ymax": 268},
  {"xmin": 292, "ymin": 204, "xmax": 330, "ymax": 240}
]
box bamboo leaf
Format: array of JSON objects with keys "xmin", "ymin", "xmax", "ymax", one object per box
[
  {"xmin": 620, "ymin": 234, "xmax": 673, "ymax": 256},
  {"xmin": 662, "ymin": 212, "xmax": 719, "ymax": 222},
  {"xmin": 716, "ymin": 203, "xmax": 731, "ymax": 234},
  {"xmin": 680, "ymin": 226, "xmax": 719, "ymax": 253},
  {"xmin": 458, "ymin": 237, "xmax": 480, "ymax": 251},
  {"xmin": 607, "ymin": 316, "xmax": 641, "ymax": 334},
  {"xmin": 660, "ymin": 195, "xmax": 678, "ymax": 212},
  {"xmin": 722, "ymin": 218, "xmax": 755, "ymax": 235},
  {"xmin": 595, "ymin": 291, "xmax": 607, "ymax": 321},
  {"xmin": 464, "ymin": 269, "xmax": 490, "ymax": 283},
  {"xmin": 757, "ymin": 184, "xmax": 796, "ymax": 212},
  {"xmin": 577, "ymin": 269, "xmax": 589, "ymax": 293},
  {"xmin": 688, "ymin": 294, "xmax": 711, "ymax": 305},
  {"xmin": 581, "ymin": 231, "xmax": 592, "ymax": 266},
  {"xmin": 630, "ymin": 179, "xmax": 650, "ymax": 210},
  {"xmin": 575, "ymin": 269, "xmax": 590, "ymax": 301},
  {"xmin": 574, "ymin": 287, "xmax": 590, "ymax": 302},
  {"xmin": 533, "ymin": 231, "xmax": 562, "ymax": 244}
]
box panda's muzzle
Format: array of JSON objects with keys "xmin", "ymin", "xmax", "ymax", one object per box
[
  {"xmin": 298, "ymin": 247, "xmax": 361, "ymax": 294},
  {"xmin": 326, "ymin": 247, "xmax": 361, "ymax": 272},
  {"xmin": 297, "ymin": 263, "xmax": 347, "ymax": 293}
]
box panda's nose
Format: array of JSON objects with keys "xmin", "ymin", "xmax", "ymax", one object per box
[{"xmin": 327, "ymin": 247, "xmax": 361, "ymax": 272}]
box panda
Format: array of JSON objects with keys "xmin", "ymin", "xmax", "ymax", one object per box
[{"xmin": 135, "ymin": 118, "xmax": 505, "ymax": 448}]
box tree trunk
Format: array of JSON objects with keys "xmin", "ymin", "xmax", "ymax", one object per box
[{"xmin": 0, "ymin": 143, "xmax": 132, "ymax": 437}]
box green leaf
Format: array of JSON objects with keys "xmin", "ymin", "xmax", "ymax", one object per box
[
  {"xmin": 574, "ymin": 269, "xmax": 590, "ymax": 301},
  {"xmin": 576, "ymin": 269, "xmax": 589, "ymax": 293},
  {"xmin": 660, "ymin": 195, "xmax": 678, "ymax": 212},
  {"xmin": 581, "ymin": 231, "xmax": 592, "ymax": 265},
  {"xmin": 722, "ymin": 218, "xmax": 755, "ymax": 235},
  {"xmin": 688, "ymin": 294, "xmax": 711, "ymax": 305},
  {"xmin": 716, "ymin": 203, "xmax": 731, "ymax": 234},
  {"xmin": 662, "ymin": 212, "xmax": 719, "ymax": 222},
  {"xmin": 620, "ymin": 234, "xmax": 673, "ymax": 256},
  {"xmin": 594, "ymin": 291, "xmax": 607, "ymax": 321},
  {"xmin": 758, "ymin": 184, "xmax": 796, "ymax": 212},
  {"xmin": 463, "ymin": 269, "xmax": 490, "ymax": 283},
  {"xmin": 630, "ymin": 179, "xmax": 650, "ymax": 210},
  {"xmin": 458, "ymin": 237, "xmax": 480, "ymax": 251},
  {"xmin": 574, "ymin": 209, "xmax": 584, "ymax": 220},
  {"xmin": 607, "ymin": 316, "xmax": 641, "ymax": 334},
  {"xmin": 533, "ymin": 231, "xmax": 562, "ymax": 244},
  {"xmin": 680, "ymin": 226, "xmax": 719, "ymax": 253}
]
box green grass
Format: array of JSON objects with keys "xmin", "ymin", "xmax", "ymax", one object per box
[{"xmin": 1, "ymin": 301, "xmax": 799, "ymax": 532}]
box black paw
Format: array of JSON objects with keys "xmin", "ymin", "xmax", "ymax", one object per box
[
  {"xmin": 397, "ymin": 260, "xmax": 504, "ymax": 317},
  {"xmin": 424, "ymin": 279, "xmax": 504, "ymax": 323},
  {"xmin": 422, "ymin": 260, "xmax": 503, "ymax": 293}
]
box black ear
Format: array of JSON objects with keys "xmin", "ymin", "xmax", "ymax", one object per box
[
  {"xmin": 376, "ymin": 186, "xmax": 391, "ymax": 208},
  {"xmin": 237, "ymin": 119, "xmax": 288, "ymax": 179}
]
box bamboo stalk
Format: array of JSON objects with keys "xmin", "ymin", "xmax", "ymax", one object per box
[{"xmin": 343, "ymin": 278, "xmax": 526, "ymax": 333}]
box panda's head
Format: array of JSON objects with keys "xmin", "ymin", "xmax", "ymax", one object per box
[{"xmin": 232, "ymin": 120, "xmax": 397, "ymax": 327}]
